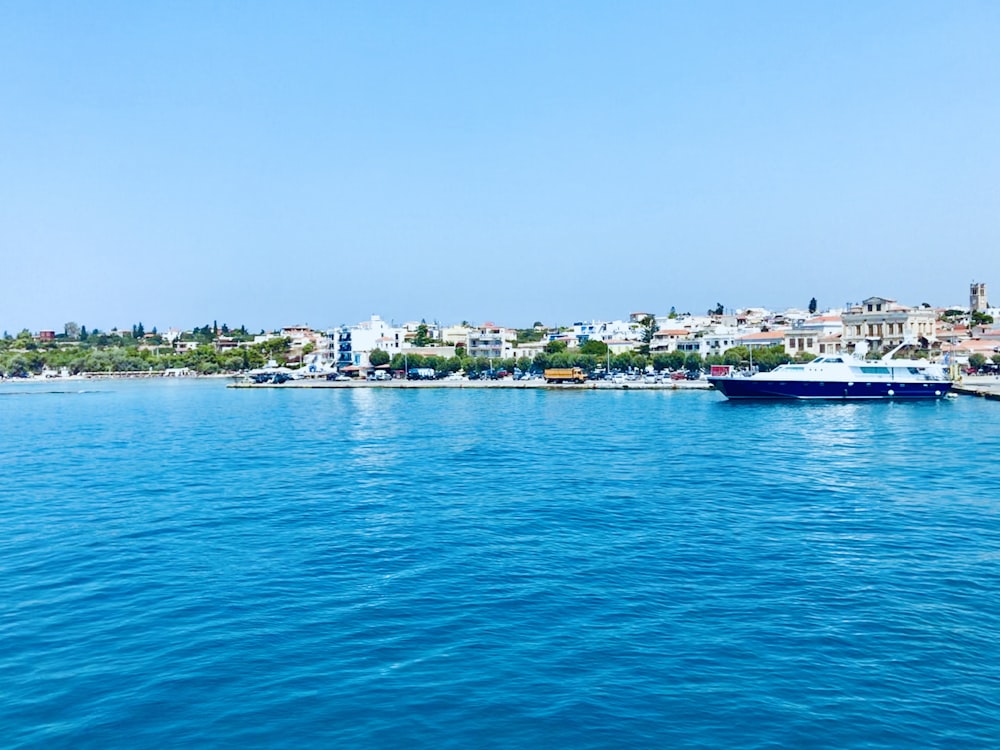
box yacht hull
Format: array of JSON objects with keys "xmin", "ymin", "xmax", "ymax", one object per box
[{"xmin": 708, "ymin": 377, "xmax": 951, "ymax": 400}]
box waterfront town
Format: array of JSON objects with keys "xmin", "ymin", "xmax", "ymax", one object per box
[{"xmin": 2, "ymin": 284, "xmax": 999, "ymax": 383}]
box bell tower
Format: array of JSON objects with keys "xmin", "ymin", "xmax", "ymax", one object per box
[{"xmin": 970, "ymin": 282, "xmax": 988, "ymax": 312}]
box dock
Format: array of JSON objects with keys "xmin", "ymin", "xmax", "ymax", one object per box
[{"xmin": 952, "ymin": 376, "xmax": 1000, "ymax": 401}]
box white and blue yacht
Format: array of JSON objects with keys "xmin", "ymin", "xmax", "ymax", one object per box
[{"xmin": 708, "ymin": 345, "xmax": 952, "ymax": 401}]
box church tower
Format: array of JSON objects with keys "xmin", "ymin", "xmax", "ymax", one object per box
[{"xmin": 970, "ymin": 282, "xmax": 988, "ymax": 312}]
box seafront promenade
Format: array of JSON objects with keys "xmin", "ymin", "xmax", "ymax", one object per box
[
  {"xmin": 227, "ymin": 378, "xmax": 713, "ymax": 391},
  {"xmin": 228, "ymin": 374, "xmax": 1000, "ymax": 399}
]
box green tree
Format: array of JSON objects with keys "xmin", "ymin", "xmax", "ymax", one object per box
[
  {"xmin": 650, "ymin": 354, "xmax": 668, "ymax": 370},
  {"xmin": 423, "ymin": 355, "xmax": 446, "ymax": 374},
  {"xmin": 369, "ymin": 348, "xmax": 390, "ymax": 367},
  {"xmin": 257, "ymin": 337, "xmax": 292, "ymax": 363},
  {"xmin": 390, "ymin": 352, "xmax": 425, "ymax": 371},
  {"xmin": 638, "ymin": 315, "xmax": 657, "ymax": 356},
  {"xmin": 667, "ymin": 351, "xmax": 687, "ymax": 371},
  {"xmin": 808, "ymin": 297, "xmax": 817, "ymax": 314},
  {"xmin": 723, "ymin": 346, "xmax": 750, "ymax": 366},
  {"xmin": 4, "ymin": 355, "xmax": 31, "ymax": 377},
  {"xmin": 544, "ymin": 340, "xmax": 567, "ymax": 354},
  {"xmin": 549, "ymin": 351, "xmax": 571, "ymax": 369},
  {"xmin": 749, "ymin": 345, "xmax": 791, "ymax": 371},
  {"xmin": 969, "ymin": 353, "xmax": 987, "ymax": 369},
  {"xmin": 578, "ymin": 339, "xmax": 608, "ymax": 356},
  {"xmin": 413, "ymin": 322, "xmax": 430, "ymax": 346}
]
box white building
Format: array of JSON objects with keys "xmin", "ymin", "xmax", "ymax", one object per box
[
  {"xmin": 350, "ymin": 315, "xmax": 395, "ymax": 353},
  {"xmin": 467, "ymin": 323, "xmax": 516, "ymax": 359},
  {"xmin": 335, "ymin": 314, "xmax": 406, "ymax": 370},
  {"xmin": 440, "ymin": 324, "xmax": 472, "ymax": 346},
  {"xmin": 650, "ymin": 328, "xmax": 692, "ymax": 353},
  {"xmin": 702, "ymin": 326, "xmax": 747, "ymax": 355},
  {"xmin": 783, "ymin": 314, "xmax": 843, "ymax": 357},
  {"xmin": 737, "ymin": 330, "xmax": 787, "ymax": 350},
  {"xmin": 570, "ymin": 320, "xmax": 639, "ymax": 345}
]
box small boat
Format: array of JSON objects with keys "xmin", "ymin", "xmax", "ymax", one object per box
[
  {"xmin": 237, "ymin": 362, "xmax": 301, "ymax": 385},
  {"xmin": 707, "ymin": 349, "xmax": 952, "ymax": 401}
]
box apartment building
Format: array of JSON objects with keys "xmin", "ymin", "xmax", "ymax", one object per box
[{"xmin": 841, "ymin": 297, "xmax": 937, "ymax": 355}]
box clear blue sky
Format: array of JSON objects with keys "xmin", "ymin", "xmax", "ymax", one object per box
[{"xmin": 2, "ymin": 1, "xmax": 998, "ymax": 333}]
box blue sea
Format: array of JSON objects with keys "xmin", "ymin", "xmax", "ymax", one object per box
[{"xmin": 2, "ymin": 379, "xmax": 999, "ymax": 749}]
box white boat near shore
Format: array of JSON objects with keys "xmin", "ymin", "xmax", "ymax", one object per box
[{"xmin": 708, "ymin": 349, "xmax": 952, "ymax": 401}]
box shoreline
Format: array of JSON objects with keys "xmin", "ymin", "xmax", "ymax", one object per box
[
  {"xmin": 7, "ymin": 372, "xmax": 999, "ymax": 398},
  {"xmin": 0, "ymin": 372, "xmax": 232, "ymax": 383},
  {"xmin": 952, "ymin": 375, "xmax": 1000, "ymax": 400},
  {"xmin": 227, "ymin": 378, "xmax": 714, "ymax": 391}
]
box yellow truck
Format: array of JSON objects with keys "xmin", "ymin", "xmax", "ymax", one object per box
[{"xmin": 543, "ymin": 367, "xmax": 587, "ymax": 384}]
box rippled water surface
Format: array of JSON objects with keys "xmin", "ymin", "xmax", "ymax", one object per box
[{"xmin": 2, "ymin": 380, "xmax": 999, "ymax": 748}]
